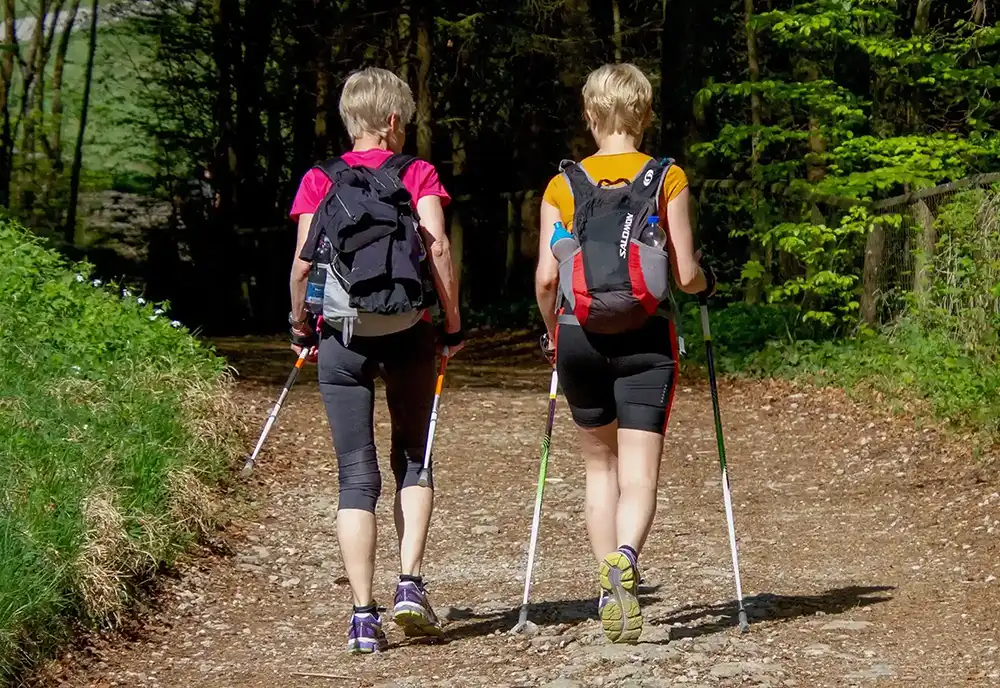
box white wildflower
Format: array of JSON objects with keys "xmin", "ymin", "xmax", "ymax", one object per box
[
  {"xmin": 75, "ymin": 274, "xmax": 85, "ymax": 283},
  {"xmin": 149, "ymin": 315, "xmax": 158, "ymax": 322},
  {"xmin": 170, "ymin": 320, "xmax": 182, "ymax": 328},
  {"xmin": 136, "ymin": 297, "xmax": 146, "ymax": 305},
  {"xmin": 154, "ymin": 308, "xmax": 165, "ymax": 316},
  {"xmin": 92, "ymin": 279, "xmax": 102, "ymax": 287},
  {"xmin": 122, "ymin": 289, "xmax": 132, "ymax": 298}
]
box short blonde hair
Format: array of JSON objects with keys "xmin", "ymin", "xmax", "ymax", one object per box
[
  {"xmin": 582, "ymin": 63, "xmax": 653, "ymax": 139},
  {"xmin": 339, "ymin": 67, "xmax": 415, "ymax": 140}
]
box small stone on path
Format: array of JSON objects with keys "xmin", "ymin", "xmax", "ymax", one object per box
[
  {"xmin": 821, "ymin": 620, "xmax": 873, "ymax": 632},
  {"xmin": 845, "ymin": 664, "xmax": 896, "ymax": 680}
]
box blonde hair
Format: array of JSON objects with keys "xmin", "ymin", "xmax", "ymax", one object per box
[
  {"xmin": 339, "ymin": 67, "xmax": 415, "ymax": 140},
  {"xmin": 582, "ymin": 63, "xmax": 653, "ymax": 139}
]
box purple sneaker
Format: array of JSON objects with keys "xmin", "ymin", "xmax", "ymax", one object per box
[
  {"xmin": 392, "ymin": 580, "xmax": 443, "ymax": 638},
  {"xmin": 347, "ymin": 610, "xmax": 389, "ymax": 654}
]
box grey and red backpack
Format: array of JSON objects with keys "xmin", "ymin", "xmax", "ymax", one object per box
[{"xmin": 552, "ymin": 157, "xmax": 678, "ymax": 336}]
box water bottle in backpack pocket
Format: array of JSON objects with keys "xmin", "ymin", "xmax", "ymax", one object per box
[
  {"xmin": 305, "ymin": 235, "xmax": 332, "ymax": 315},
  {"xmin": 553, "ymin": 157, "xmax": 675, "ymax": 334}
]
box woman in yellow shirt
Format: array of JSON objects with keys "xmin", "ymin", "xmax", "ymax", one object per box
[{"xmin": 534, "ymin": 63, "xmax": 714, "ymax": 645}]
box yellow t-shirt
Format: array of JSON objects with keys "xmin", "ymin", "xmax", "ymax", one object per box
[{"xmin": 542, "ymin": 152, "xmax": 689, "ymax": 231}]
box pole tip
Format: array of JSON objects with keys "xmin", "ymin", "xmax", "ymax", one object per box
[{"xmin": 738, "ymin": 610, "xmax": 749, "ymax": 633}]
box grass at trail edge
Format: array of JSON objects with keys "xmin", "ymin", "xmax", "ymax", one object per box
[
  {"xmin": 0, "ymin": 221, "xmax": 244, "ymax": 681},
  {"xmin": 679, "ymin": 300, "xmax": 1000, "ymax": 453}
]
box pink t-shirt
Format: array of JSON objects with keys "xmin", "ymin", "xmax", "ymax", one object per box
[{"xmin": 289, "ymin": 148, "xmax": 451, "ymax": 220}]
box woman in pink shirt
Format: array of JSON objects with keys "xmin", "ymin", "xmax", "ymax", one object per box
[{"xmin": 288, "ymin": 67, "xmax": 464, "ymax": 654}]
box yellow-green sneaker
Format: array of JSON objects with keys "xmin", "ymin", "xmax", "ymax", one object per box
[{"xmin": 598, "ymin": 548, "xmax": 642, "ymax": 644}]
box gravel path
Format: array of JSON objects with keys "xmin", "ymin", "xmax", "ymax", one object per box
[{"xmin": 33, "ymin": 333, "xmax": 1000, "ymax": 688}]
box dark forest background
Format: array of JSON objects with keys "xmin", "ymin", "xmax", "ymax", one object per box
[{"xmin": 0, "ymin": 0, "xmax": 997, "ymax": 337}]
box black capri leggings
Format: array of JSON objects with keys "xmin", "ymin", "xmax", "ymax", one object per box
[
  {"xmin": 556, "ymin": 315, "xmax": 678, "ymax": 434},
  {"xmin": 317, "ymin": 320, "xmax": 436, "ymax": 513}
]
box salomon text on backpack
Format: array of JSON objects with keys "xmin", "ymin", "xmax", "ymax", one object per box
[
  {"xmin": 552, "ymin": 157, "xmax": 675, "ymax": 334},
  {"xmin": 303, "ymin": 154, "xmax": 437, "ymax": 343}
]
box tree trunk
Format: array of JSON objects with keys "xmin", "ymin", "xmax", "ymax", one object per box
[
  {"xmin": 504, "ymin": 192, "xmax": 523, "ymax": 293},
  {"xmin": 562, "ymin": 0, "xmax": 594, "ymax": 159},
  {"xmin": 48, "ymin": 0, "xmax": 82, "ymax": 172},
  {"xmin": 804, "ymin": 61, "xmax": 826, "ymax": 183},
  {"xmin": 658, "ymin": 0, "xmax": 667, "ymax": 151},
  {"xmin": 611, "ymin": 0, "xmax": 622, "ymax": 61},
  {"xmin": 449, "ymin": 128, "xmax": 466, "ymax": 305},
  {"xmin": 397, "ymin": 2, "xmax": 412, "ymax": 85},
  {"xmin": 211, "ymin": 0, "xmax": 238, "ymax": 228},
  {"xmin": 23, "ymin": 1, "xmax": 65, "ymax": 191},
  {"xmin": 15, "ymin": 0, "xmax": 50, "ymax": 209},
  {"xmin": 314, "ymin": 52, "xmax": 331, "ymax": 158},
  {"xmin": 0, "ymin": 0, "xmax": 16, "ymax": 206},
  {"xmin": 235, "ymin": 0, "xmax": 274, "ymax": 225},
  {"xmin": 18, "ymin": 0, "xmax": 49, "ymax": 133},
  {"xmin": 313, "ymin": 2, "xmax": 340, "ymax": 159},
  {"xmin": 745, "ymin": 0, "xmax": 766, "ymax": 303},
  {"xmin": 908, "ymin": 0, "xmax": 933, "ymax": 131},
  {"xmin": 914, "ymin": 0, "xmax": 932, "ymax": 34},
  {"xmin": 970, "ymin": 0, "xmax": 985, "ymax": 24},
  {"xmin": 265, "ymin": 83, "xmax": 283, "ymax": 205},
  {"xmin": 64, "ymin": 0, "xmax": 98, "ymax": 245},
  {"xmin": 290, "ymin": 0, "xmax": 317, "ymax": 175},
  {"xmin": 415, "ymin": 8, "xmax": 432, "ymax": 160}
]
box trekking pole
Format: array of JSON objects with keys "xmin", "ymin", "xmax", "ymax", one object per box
[
  {"xmin": 240, "ymin": 345, "xmax": 314, "ymax": 478},
  {"xmin": 512, "ymin": 367, "xmax": 559, "ymax": 634},
  {"xmin": 699, "ymin": 295, "xmax": 750, "ymax": 633},
  {"xmin": 417, "ymin": 347, "xmax": 449, "ymax": 488}
]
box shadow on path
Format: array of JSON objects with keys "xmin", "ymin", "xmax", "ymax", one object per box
[
  {"xmin": 443, "ymin": 585, "xmax": 895, "ymax": 643},
  {"xmin": 652, "ymin": 585, "xmax": 896, "ymax": 641}
]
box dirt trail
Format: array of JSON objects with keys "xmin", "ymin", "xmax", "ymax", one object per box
[{"xmin": 35, "ymin": 333, "xmax": 1000, "ymax": 688}]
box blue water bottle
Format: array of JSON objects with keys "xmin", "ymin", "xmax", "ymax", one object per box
[{"xmin": 550, "ymin": 221, "xmax": 577, "ymax": 261}]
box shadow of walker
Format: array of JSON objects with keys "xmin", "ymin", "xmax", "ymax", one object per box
[
  {"xmin": 441, "ymin": 585, "xmax": 666, "ymax": 642},
  {"xmin": 650, "ymin": 585, "xmax": 896, "ymax": 641},
  {"xmin": 441, "ymin": 584, "xmax": 894, "ymax": 644}
]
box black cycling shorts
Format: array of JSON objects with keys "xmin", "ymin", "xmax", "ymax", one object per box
[{"xmin": 555, "ymin": 315, "xmax": 678, "ymax": 434}]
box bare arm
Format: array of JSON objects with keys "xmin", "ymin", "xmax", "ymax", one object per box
[
  {"xmin": 416, "ymin": 195, "xmax": 462, "ymax": 336},
  {"xmin": 535, "ymin": 200, "xmax": 561, "ymax": 340},
  {"xmin": 289, "ymin": 213, "xmax": 313, "ymax": 327},
  {"xmin": 665, "ymin": 187, "xmax": 709, "ymax": 295}
]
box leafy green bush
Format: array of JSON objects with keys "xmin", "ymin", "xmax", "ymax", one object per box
[
  {"xmin": 0, "ymin": 221, "xmax": 241, "ymax": 679},
  {"xmin": 912, "ymin": 186, "xmax": 1000, "ymax": 355}
]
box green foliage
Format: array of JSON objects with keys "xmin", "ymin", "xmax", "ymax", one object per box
[
  {"xmin": 727, "ymin": 320, "xmax": 1000, "ymax": 441},
  {"xmin": 912, "ymin": 186, "xmax": 1000, "ymax": 353},
  {"xmin": 693, "ymin": 298, "xmax": 1000, "ymax": 444},
  {"xmin": 693, "ymin": 0, "xmax": 1000, "ymax": 329},
  {"xmin": 0, "ymin": 221, "xmax": 238, "ymax": 679}
]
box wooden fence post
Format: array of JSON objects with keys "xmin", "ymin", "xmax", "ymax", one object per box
[
  {"xmin": 911, "ymin": 198, "xmax": 936, "ymax": 295},
  {"xmin": 861, "ymin": 218, "xmax": 887, "ymax": 327}
]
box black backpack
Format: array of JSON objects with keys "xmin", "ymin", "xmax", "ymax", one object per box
[{"xmin": 308, "ymin": 154, "xmax": 437, "ymax": 319}]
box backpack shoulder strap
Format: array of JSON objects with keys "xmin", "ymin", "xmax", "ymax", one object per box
[
  {"xmin": 380, "ymin": 153, "xmax": 418, "ymax": 183},
  {"xmin": 314, "ymin": 157, "xmax": 351, "ymax": 182},
  {"xmin": 559, "ymin": 159, "xmax": 600, "ymax": 203},
  {"xmin": 628, "ymin": 156, "xmax": 674, "ymax": 204}
]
